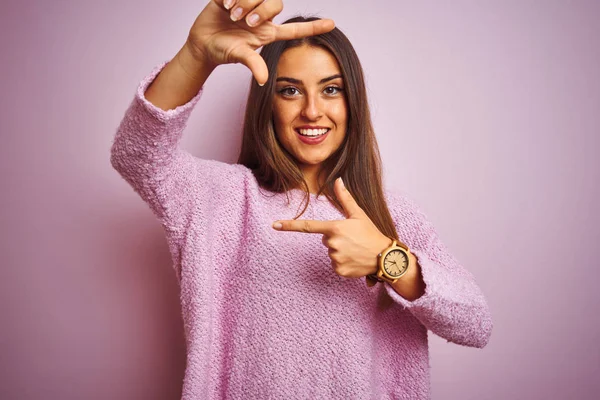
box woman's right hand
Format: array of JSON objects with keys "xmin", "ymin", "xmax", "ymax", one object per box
[{"xmin": 184, "ymin": 0, "xmax": 335, "ymax": 85}]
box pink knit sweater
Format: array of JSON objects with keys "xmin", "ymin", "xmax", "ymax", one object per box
[{"xmin": 110, "ymin": 62, "xmax": 492, "ymax": 400}]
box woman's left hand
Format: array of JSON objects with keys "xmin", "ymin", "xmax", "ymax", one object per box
[{"xmin": 272, "ymin": 177, "xmax": 392, "ymax": 278}]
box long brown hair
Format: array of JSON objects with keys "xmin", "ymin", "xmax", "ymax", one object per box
[{"xmin": 237, "ymin": 16, "xmax": 399, "ymax": 242}]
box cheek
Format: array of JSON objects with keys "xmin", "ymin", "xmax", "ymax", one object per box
[
  {"xmin": 272, "ymin": 106, "xmax": 283, "ymax": 136},
  {"xmin": 272, "ymin": 106, "xmax": 295, "ymax": 145},
  {"xmin": 273, "ymin": 101, "xmax": 297, "ymax": 123},
  {"xmin": 330, "ymin": 102, "xmax": 348, "ymax": 126}
]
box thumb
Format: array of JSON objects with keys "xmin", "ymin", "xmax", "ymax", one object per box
[
  {"xmin": 335, "ymin": 177, "xmax": 366, "ymax": 219},
  {"xmin": 230, "ymin": 46, "xmax": 269, "ymax": 86}
]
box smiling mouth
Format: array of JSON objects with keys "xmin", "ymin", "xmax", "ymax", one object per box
[{"xmin": 295, "ymin": 128, "xmax": 330, "ymax": 137}]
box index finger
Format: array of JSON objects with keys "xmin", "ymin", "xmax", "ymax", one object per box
[
  {"xmin": 273, "ymin": 219, "xmax": 336, "ymax": 235},
  {"xmin": 274, "ymin": 19, "xmax": 335, "ymax": 41}
]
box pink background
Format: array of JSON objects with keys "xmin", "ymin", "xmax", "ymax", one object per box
[{"xmin": 1, "ymin": 0, "xmax": 599, "ymax": 399}]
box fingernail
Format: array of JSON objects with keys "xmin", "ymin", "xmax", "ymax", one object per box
[
  {"xmin": 272, "ymin": 222, "xmax": 282, "ymax": 230},
  {"xmin": 231, "ymin": 7, "xmax": 243, "ymax": 21},
  {"xmin": 224, "ymin": 0, "xmax": 234, "ymax": 10},
  {"xmin": 339, "ymin": 177, "xmax": 345, "ymax": 189},
  {"xmin": 247, "ymin": 13, "xmax": 259, "ymax": 26}
]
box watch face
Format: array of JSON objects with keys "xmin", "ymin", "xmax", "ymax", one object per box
[{"xmin": 383, "ymin": 249, "xmax": 409, "ymax": 278}]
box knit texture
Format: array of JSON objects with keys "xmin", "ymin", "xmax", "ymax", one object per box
[{"xmin": 110, "ymin": 61, "xmax": 493, "ymax": 400}]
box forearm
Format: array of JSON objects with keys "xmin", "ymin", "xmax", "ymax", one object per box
[
  {"xmin": 145, "ymin": 41, "xmax": 216, "ymax": 111},
  {"xmin": 382, "ymin": 191, "xmax": 493, "ymax": 347},
  {"xmin": 383, "ymin": 247, "xmax": 493, "ymax": 348},
  {"xmin": 111, "ymin": 58, "xmax": 208, "ymax": 230}
]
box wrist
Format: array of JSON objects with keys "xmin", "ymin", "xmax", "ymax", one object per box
[
  {"xmin": 178, "ymin": 40, "xmax": 217, "ymax": 81},
  {"xmin": 367, "ymin": 237, "xmax": 415, "ymax": 287},
  {"xmin": 389, "ymin": 253, "xmax": 425, "ymax": 301}
]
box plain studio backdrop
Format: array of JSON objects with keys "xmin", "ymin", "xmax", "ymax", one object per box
[{"xmin": 1, "ymin": 0, "xmax": 598, "ymax": 399}]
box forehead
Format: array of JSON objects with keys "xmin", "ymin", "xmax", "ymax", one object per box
[{"xmin": 276, "ymin": 45, "xmax": 342, "ymax": 80}]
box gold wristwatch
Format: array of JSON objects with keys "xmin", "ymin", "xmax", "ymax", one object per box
[{"xmin": 366, "ymin": 238, "xmax": 412, "ymax": 287}]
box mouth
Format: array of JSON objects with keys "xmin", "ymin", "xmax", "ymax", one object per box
[{"xmin": 295, "ymin": 128, "xmax": 330, "ymax": 144}]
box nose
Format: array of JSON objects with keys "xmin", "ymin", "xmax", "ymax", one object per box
[{"xmin": 300, "ymin": 93, "xmax": 323, "ymax": 120}]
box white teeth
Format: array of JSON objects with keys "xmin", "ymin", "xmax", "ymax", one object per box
[{"xmin": 297, "ymin": 128, "xmax": 329, "ymax": 136}]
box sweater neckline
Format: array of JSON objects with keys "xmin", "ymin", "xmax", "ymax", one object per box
[
  {"xmin": 257, "ymin": 187, "xmax": 335, "ymax": 209},
  {"xmin": 288, "ymin": 188, "xmax": 327, "ymax": 201}
]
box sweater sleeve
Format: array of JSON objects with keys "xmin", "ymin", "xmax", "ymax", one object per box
[
  {"xmin": 383, "ymin": 191, "xmax": 493, "ymax": 349},
  {"xmin": 110, "ymin": 61, "xmax": 250, "ymax": 279}
]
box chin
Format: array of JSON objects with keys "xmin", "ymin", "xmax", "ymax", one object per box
[{"xmin": 295, "ymin": 155, "xmax": 329, "ymax": 167}]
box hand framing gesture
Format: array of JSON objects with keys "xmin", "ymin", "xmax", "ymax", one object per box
[{"xmin": 185, "ymin": 0, "xmax": 335, "ymax": 85}]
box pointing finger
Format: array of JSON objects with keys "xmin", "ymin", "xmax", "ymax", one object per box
[{"xmin": 272, "ymin": 219, "xmax": 337, "ymax": 235}]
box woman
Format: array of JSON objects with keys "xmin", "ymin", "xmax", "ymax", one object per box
[{"xmin": 110, "ymin": 0, "xmax": 493, "ymax": 398}]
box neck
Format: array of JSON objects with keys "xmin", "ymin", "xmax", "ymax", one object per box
[{"xmin": 299, "ymin": 164, "xmax": 323, "ymax": 194}]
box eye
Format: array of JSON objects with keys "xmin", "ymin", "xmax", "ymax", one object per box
[
  {"xmin": 278, "ymin": 87, "xmax": 300, "ymax": 97},
  {"xmin": 324, "ymin": 86, "xmax": 344, "ymax": 96}
]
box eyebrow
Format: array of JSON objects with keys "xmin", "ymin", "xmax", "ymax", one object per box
[{"xmin": 275, "ymin": 74, "xmax": 343, "ymax": 85}]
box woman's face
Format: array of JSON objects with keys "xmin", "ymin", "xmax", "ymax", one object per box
[{"xmin": 272, "ymin": 44, "xmax": 348, "ymax": 176}]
